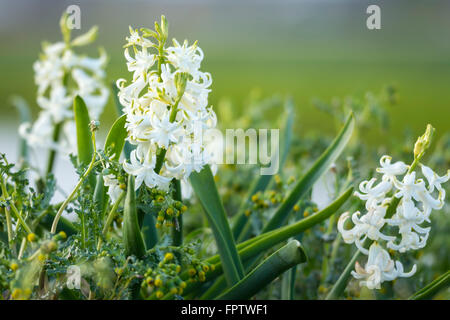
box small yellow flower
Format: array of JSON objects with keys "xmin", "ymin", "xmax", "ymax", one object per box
[
  {"xmin": 188, "ymin": 268, "xmax": 196, "ymax": 276},
  {"xmin": 170, "ymin": 287, "xmax": 178, "ymax": 295},
  {"xmin": 59, "ymin": 231, "xmax": 67, "ymax": 239},
  {"xmin": 156, "ymin": 290, "xmax": 164, "ymax": 299},
  {"xmin": 244, "ymin": 209, "xmax": 251, "ymax": 217},
  {"xmin": 10, "ymin": 263, "xmax": 19, "ymax": 271},
  {"xmin": 38, "ymin": 254, "xmax": 46, "ymax": 262},
  {"xmin": 303, "ymin": 211, "xmax": 309, "ymax": 218},
  {"xmin": 180, "ymin": 281, "xmax": 187, "ymax": 289},
  {"xmin": 11, "ymin": 288, "xmax": 22, "ymax": 300},
  {"xmin": 274, "ymin": 175, "xmax": 281, "ymax": 184},
  {"xmin": 27, "ymin": 233, "xmax": 37, "ymax": 242},
  {"xmin": 293, "ymin": 204, "xmax": 300, "ymax": 212},
  {"xmin": 164, "ymin": 252, "xmax": 174, "ymax": 261},
  {"xmin": 154, "ymin": 277, "xmax": 163, "ymax": 287},
  {"xmin": 166, "ymin": 208, "xmax": 174, "ymax": 216},
  {"xmin": 202, "ymin": 264, "xmax": 209, "ymax": 272},
  {"xmin": 251, "ymin": 194, "xmax": 259, "ymax": 202},
  {"xmin": 180, "ymin": 205, "xmax": 188, "ymax": 213}
]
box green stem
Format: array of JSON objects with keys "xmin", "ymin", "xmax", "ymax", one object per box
[
  {"xmin": 154, "ymin": 95, "xmax": 183, "ymax": 174},
  {"xmin": 325, "ymin": 249, "xmax": 361, "ymax": 300},
  {"xmin": 171, "ymin": 179, "xmax": 182, "ymax": 246},
  {"xmin": 51, "ymin": 134, "xmax": 98, "ymax": 234},
  {"xmin": 0, "ymin": 177, "xmax": 32, "ymax": 234},
  {"xmin": 97, "ymin": 191, "xmax": 126, "ymax": 250},
  {"xmin": 102, "ymin": 191, "xmax": 126, "ymax": 237},
  {"xmin": 3, "ymin": 206, "xmax": 13, "ymax": 249},
  {"xmin": 45, "ymin": 122, "xmax": 62, "ymax": 176}
]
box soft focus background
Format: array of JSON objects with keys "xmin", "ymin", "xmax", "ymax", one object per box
[{"xmin": 0, "ymin": 0, "xmax": 449, "ymax": 191}]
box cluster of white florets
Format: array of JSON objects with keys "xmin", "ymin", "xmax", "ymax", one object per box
[
  {"xmin": 116, "ymin": 25, "xmax": 217, "ymax": 191},
  {"xmin": 338, "ymin": 155, "xmax": 449, "ymax": 289},
  {"xmin": 19, "ymin": 21, "xmax": 108, "ymax": 156}
]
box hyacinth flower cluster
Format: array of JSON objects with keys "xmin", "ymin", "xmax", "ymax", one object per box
[
  {"xmin": 338, "ymin": 126, "xmax": 449, "ymax": 289},
  {"xmin": 115, "ymin": 16, "xmax": 217, "ymax": 192},
  {"xmin": 19, "ymin": 13, "xmax": 108, "ymax": 157}
]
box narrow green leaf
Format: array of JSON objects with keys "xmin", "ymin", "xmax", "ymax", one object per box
[
  {"xmin": 263, "ymin": 112, "xmax": 355, "ymax": 233},
  {"xmin": 232, "ymin": 101, "xmax": 294, "ymax": 241},
  {"xmin": 73, "ymin": 95, "xmax": 93, "ymax": 166},
  {"xmin": 217, "ymin": 240, "xmax": 307, "ymax": 300},
  {"xmin": 123, "ymin": 175, "xmax": 146, "ymax": 258},
  {"xmin": 104, "ymin": 114, "xmax": 128, "ymax": 161},
  {"xmin": 409, "ymin": 270, "xmax": 450, "ymax": 300},
  {"xmin": 111, "ymin": 83, "xmax": 134, "ymax": 159},
  {"xmin": 190, "ymin": 165, "xmax": 245, "ymax": 285},
  {"xmin": 325, "ymin": 249, "xmax": 361, "ymax": 300},
  {"xmin": 10, "ymin": 96, "xmax": 31, "ymax": 163}
]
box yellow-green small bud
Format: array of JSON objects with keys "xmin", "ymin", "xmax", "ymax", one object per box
[
  {"xmin": 414, "ymin": 124, "xmax": 435, "ymax": 159},
  {"xmin": 11, "ymin": 288, "xmax": 22, "ymax": 300},
  {"xmin": 164, "ymin": 252, "xmax": 174, "ymax": 261},
  {"xmin": 27, "ymin": 233, "xmax": 37, "ymax": 242}
]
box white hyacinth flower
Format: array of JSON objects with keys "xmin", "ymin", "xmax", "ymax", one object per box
[
  {"xmin": 338, "ymin": 153, "xmax": 448, "ymax": 289},
  {"xmin": 351, "ymin": 242, "xmax": 416, "ymax": 289},
  {"xmin": 311, "ymin": 165, "xmax": 336, "ymax": 210},
  {"xmin": 19, "ymin": 15, "xmax": 109, "ymax": 161},
  {"xmin": 103, "ymin": 174, "xmax": 123, "ymax": 204},
  {"xmin": 117, "ymin": 20, "xmax": 217, "ymax": 192}
]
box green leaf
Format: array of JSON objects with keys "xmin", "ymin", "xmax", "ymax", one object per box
[
  {"xmin": 216, "ymin": 240, "xmax": 307, "ymax": 300},
  {"xmin": 123, "ymin": 175, "xmax": 146, "ymax": 258},
  {"xmin": 232, "ymin": 100, "xmax": 294, "ymax": 241},
  {"xmin": 281, "ymin": 264, "xmax": 297, "ymax": 300},
  {"xmin": 104, "ymin": 114, "xmax": 128, "ymax": 161},
  {"xmin": 10, "ymin": 96, "xmax": 31, "ymax": 163},
  {"xmin": 111, "ymin": 83, "xmax": 134, "ymax": 159},
  {"xmin": 408, "ymin": 270, "xmax": 450, "ymax": 300},
  {"xmin": 263, "ymin": 112, "xmax": 355, "ymax": 233},
  {"xmin": 190, "ymin": 165, "xmax": 245, "ymax": 285},
  {"xmin": 73, "ymin": 96, "xmax": 93, "ymax": 166},
  {"xmin": 325, "ymin": 249, "xmax": 361, "ymax": 300}
]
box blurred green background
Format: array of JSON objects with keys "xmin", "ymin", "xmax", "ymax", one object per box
[{"xmin": 0, "ymin": 0, "xmax": 449, "ymax": 145}]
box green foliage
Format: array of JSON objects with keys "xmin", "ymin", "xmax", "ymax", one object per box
[
  {"xmin": 122, "ymin": 175, "xmax": 146, "ymax": 259},
  {"xmin": 73, "ymin": 96, "xmax": 93, "ymax": 167},
  {"xmin": 190, "ymin": 165, "xmax": 245, "ymax": 285}
]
